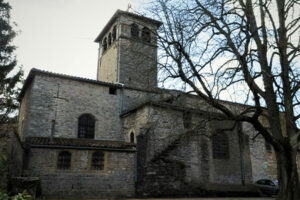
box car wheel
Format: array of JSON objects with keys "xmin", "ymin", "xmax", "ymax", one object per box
[{"xmin": 257, "ymin": 189, "xmax": 265, "ymax": 197}]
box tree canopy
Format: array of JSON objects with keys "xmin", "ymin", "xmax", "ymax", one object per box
[
  {"xmin": 145, "ymin": 0, "xmax": 300, "ymax": 199},
  {"xmin": 0, "ymin": 0, "xmax": 23, "ymax": 125}
]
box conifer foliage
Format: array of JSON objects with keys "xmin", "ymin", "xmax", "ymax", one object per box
[{"xmin": 0, "ymin": 0, "xmax": 22, "ymax": 125}]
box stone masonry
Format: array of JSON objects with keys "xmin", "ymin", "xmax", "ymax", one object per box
[
  {"xmin": 122, "ymin": 103, "xmax": 253, "ymax": 195},
  {"xmin": 16, "ymin": 9, "xmax": 300, "ymax": 198},
  {"xmin": 96, "ymin": 10, "xmax": 160, "ymax": 89},
  {"xmin": 24, "ymin": 147, "xmax": 135, "ymax": 198},
  {"xmin": 19, "ymin": 73, "xmax": 123, "ymax": 141}
]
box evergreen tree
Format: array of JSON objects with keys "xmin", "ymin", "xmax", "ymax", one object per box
[{"xmin": 0, "ymin": 0, "xmax": 22, "ymax": 125}]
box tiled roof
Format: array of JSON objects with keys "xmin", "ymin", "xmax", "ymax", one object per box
[
  {"xmin": 19, "ymin": 68, "xmax": 123, "ymax": 100},
  {"xmin": 26, "ymin": 137, "xmax": 136, "ymax": 151}
]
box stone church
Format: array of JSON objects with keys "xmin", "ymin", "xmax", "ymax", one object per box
[{"xmin": 16, "ymin": 10, "xmax": 300, "ymax": 198}]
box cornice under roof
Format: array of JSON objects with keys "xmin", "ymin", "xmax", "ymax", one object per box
[{"xmin": 94, "ymin": 9, "xmax": 162, "ymax": 43}]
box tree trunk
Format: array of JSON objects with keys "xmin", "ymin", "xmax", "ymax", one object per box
[{"xmin": 276, "ymin": 144, "xmax": 299, "ymax": 200}]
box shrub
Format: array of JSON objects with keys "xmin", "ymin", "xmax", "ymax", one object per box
[{"xmin": 0, "ymin": 190, "xmax": 32, "ymax": 200}]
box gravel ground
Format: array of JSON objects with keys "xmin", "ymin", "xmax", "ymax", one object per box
[
  {"xmin": 81, "ymin": 198, "xmax": 274, "ymax": 200},
  {"xmin": 44, "ymin": 197, "xmax": 274, "ymax": 200}
]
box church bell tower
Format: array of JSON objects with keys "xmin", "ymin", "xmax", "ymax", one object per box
[{"xmin": 94, "ymin": 10, "xmax": 162, "ymax": 89}]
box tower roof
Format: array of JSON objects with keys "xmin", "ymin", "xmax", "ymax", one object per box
[{"xmin": 94, "ymin": 9, "xmax": 162, "ymax": 42}]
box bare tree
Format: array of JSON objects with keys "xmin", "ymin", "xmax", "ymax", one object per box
[{"xmin": 145, "ymin": 0, "xmax": 300, "ymax": 199}]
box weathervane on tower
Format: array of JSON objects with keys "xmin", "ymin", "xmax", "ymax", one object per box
[{"xmin": 127, "ymin": 3, "xmax": 132, "ymax": 12}]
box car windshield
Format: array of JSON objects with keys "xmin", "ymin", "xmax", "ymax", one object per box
[
  {"xmin": 257, "ymin": 179, "xmax": 276, "ymax": 186},
  {"xmin": 266, "ymin": 180, "xmax": 275, "ymax": 186}
]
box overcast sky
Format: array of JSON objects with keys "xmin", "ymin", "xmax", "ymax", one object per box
[{"xmin": 10, "ymin": 0, "xmax": 145, "ymax": 80}]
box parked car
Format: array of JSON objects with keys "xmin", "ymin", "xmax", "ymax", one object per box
[{"xmin": 255, "ymin": 179, "xmax": 279, "ymax": 196}]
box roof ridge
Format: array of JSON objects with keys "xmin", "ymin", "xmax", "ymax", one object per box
[{"xmin": 30, "ymin": 68, "xmax": 122, "ymax": 86}]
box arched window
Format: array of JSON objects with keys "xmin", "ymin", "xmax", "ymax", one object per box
[
  {"xmin": 142, "ymin": 27, "xmax": 151, "ymax": 43},
  {"xmin": 108, "ymin": 33, "xmax": 112, "ymax": 46},
  {"xmin": 212, "ymin": 133, "xmax": 229, "ymax": 159},
  {"xmin": 57, "ymin": 151, "xmax": 71, "ymax": 170},
  {"xmin": 91, "ymin": 151, "xmax": 104, "ymax": 170},
  {"xmin": 112, "ymin": 25, "xmax": 117, "ymax": 41},
  {"xmin": 130, "ymin": 132, "xmax": 135, "ymax": 143},
  {"xmin": 78, "ymin": 114, "xmax": 95, "ymax": 139},
  {"xmin": 102, "ymin": 37, "xmax": 107, "ymax": 52},
  {"xmin": 131, "ymin": 23, "xmax": 139, "ymax": 38}
]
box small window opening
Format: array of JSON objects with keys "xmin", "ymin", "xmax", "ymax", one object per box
[
  {"xmin": 102, "ymin": 38, "xmax": 107, "ymax": 52},
  {"xmin": 130, "ymin": 132, "xmax": 135, "ymax": 143},
  {"xmin": 265, "ymin": 139, "xmax": 272, "ymax": 152},
  {"xmin": 102, "ymin": 37, "xmax": 107, "ymax": 53},
  {"xmin": 57, "ymin": 151, "xmax": 71, "ymax": 170},
  {"xmin": 108, "ymin": 33, "xmax": 112, "ymax": 46},
  {"xmin": 131, "ymin": 23, "xmax": 139, "ymax": 38},
  {"xmin": 109, "ymin": 87, "xmax": 117, "ymax": 95},
  {"xmin": 112, "ymin": 25, "xmax": 117, "ymax": 41},
  {"xmin": 142, "ymin": 27, "xmax": 151, "ymax": 43},
  {"xmin": 165, "ymin": 98, "xmax": 173, "ymax": 104},
  {"xmin": 183, "ymin": 111, "xmax": 192, "ymax": 129},
  {"xmin": 92, "ymin": 151, "xmax": 104, "ymax": 170}
]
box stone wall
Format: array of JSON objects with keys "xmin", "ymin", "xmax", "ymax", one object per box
[
  {"xmin": 97, "ymin": 19, "xmax": 119, "ymax": 83},
  {"xmin": 122, "ymin": 104, "xmax": 149, "ymax": 143},
  {"xmin": 25, "ymin": 147, "xmax": 135, "ymax": 198},
  {"xmin": 18, "ymin": 82, "xmax": 34, "ymax": 141},
  {"xmin": 123, "ymin": 105, "xmax": 185, "ymax": 162},
  {"xmin": 20, "ymin": 74, "xmax": 123, "ymax": 141},
  {"xmin": 122, "ymin": 88, "xmax": 161, "ymax": 112},
  {"xmin": 118, "ymin": 14, "xmax": 158, "ymax": 89},
  {"xmin": 18, "ymin": 69, "xmax": 300, "ymax": 198},
  {"xmin": 119, "ymin": 38, "xmax": 157, "ymax": 89},
  {"xmin": 207, "ymin": 120, "xmax": 252, "ymax": 184},
  {"xmin": 245, "ymin": 121, "xmax": 272, "ymax": 181},
  {"xmin": 243, "ymin": 121, "xmax": 300, "ymax": 181},
  {"xmin": 123, "ymin": 104, "xmax": 253, "ymax": 195},
  {"xmin": 97, "ymin": 13, "xmax": 158, "ymax": 89},
  {"xmin": 98, "ymin": 39, "xmax": 118, "ymax": 83}
]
